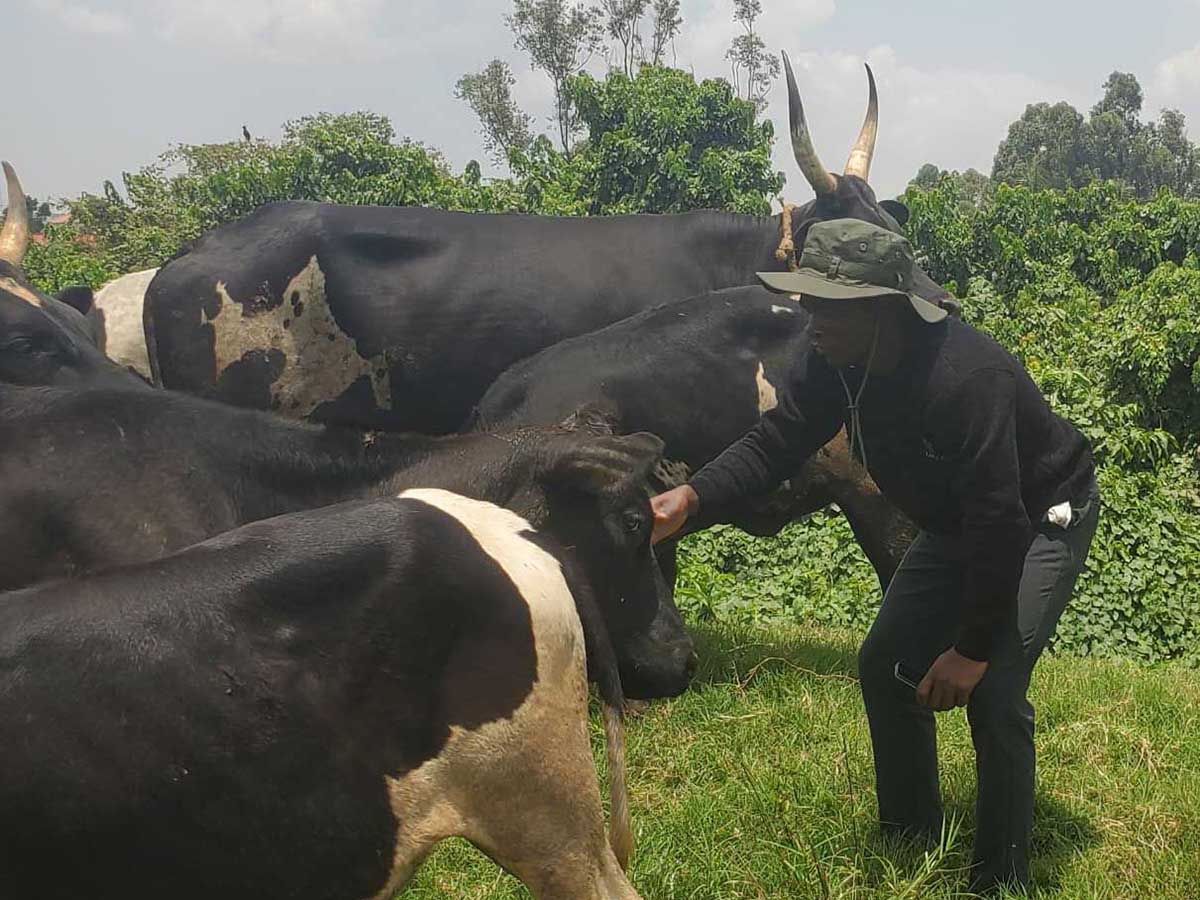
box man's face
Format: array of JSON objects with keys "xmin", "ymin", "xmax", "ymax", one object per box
[{"xmin": 801, "ymin": 296, "xmax": 884, "ymax": 368}]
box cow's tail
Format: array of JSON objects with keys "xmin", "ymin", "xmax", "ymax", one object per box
[
  {"xmin": 601, "ymin": 690, "xmax": 633, "ymax": 870},
  {"xmin": 582, "ymin": 585, "xmax": 633, "ymax": 871}
]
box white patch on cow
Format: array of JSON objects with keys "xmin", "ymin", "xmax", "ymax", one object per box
[
  {"xmin": 771, "ymin": 304, "xmax": 796, "ymax": 315},
  {"xmin": 204, "ymin": 256, "xmax": 392, "ymax": 417},
  {"xmin": 368, "ymin": 489, "xmax": 638, "ymax": 900},
  {"xmin": 90, "ymin": 268, "xmax": 156, "ymax": 378},
  {"xmin": 0, "ymin": 276, "xmax": 46, "ymax": 308},
  {"xmin": 756, "ymin": 362, "xmax": 778, "ymax": 414}
]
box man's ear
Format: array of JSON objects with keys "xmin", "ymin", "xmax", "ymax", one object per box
[{"xmin": 880, "ymin": 200, "xmax": 910, "ymax": 227}]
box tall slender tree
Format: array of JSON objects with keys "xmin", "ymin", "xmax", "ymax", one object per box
[
  {"xmin": 649, "ymin": 0, "xmax": 682, "ymax": 66},
  {"xmin": 726, "ymin": 0, "xmax": 779, "ymax": 112},
  {"xmin": 507, "ymin": 0, "xmax": 604, "ymax": 155},
  {"xmin": 601, "ymin": 0, "xmax": 649, "ymax": 77},
  {"xmin": 455, "ymin": 59, "xmax": 534, "ymax": 168}
]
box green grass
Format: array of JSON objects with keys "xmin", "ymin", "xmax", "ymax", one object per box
[{"xmin": 402, "ymin": 621, "xmax": 1200, "ymax": 899}]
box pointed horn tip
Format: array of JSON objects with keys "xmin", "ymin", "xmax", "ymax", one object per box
[{"xmin": 2, "ymin": 161, "xmax": 22, "ymax": 199}]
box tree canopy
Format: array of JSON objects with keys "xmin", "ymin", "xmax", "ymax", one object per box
[{"xmin": 992, "ymin": 71, "xmax": 1200, "ymax": 198}]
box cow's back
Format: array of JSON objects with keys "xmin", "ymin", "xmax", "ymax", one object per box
[
  {"xmin": 89, "ymin": 268, "xmax": 157, "ymax": 379},
  {"xmin": 474, "ymin": 285, "xmax": 811, "ymax": 464},
  {"xmin": 144, "ymin": 202, "xmax": 779, "ymax": 433}
]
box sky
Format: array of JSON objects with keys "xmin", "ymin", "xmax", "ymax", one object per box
[{"xmin": 8, "ymin": 0, "xmax": 1200, "ymax": 207}]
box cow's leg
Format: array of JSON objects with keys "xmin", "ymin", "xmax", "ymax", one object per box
[
  {"xmin": 438, "ymin": 625, "xmax": 640, "ymax": 900},
  {"xmin": 452, "ymin": 676, "xmax": 642, "ymax": 900},
  {"xmin": 807, "ymin": 429, "xmax": 916, "ymax": 591},
  {"xmin": 377, "ymin": 666, "xmax": 641, "ymax": 899}
]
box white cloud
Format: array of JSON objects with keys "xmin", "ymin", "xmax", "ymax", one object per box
[
  {"xmin": 641, "ymin": 3, "xmax": 1081, "ymax": 199},
  {"xmin": 780, "ymin": 46, "xmax": 1082, "ymax": 198},
  {"xmin": 1145, "ymin": 45, "xmax": 1200, "ymax": 146},
  {"xmin": 153, "ymin": 0, "xmax": 390, "ymax": 63},
  {"xmin": 31, "ymin": 0, "xmax": 133, "ymax": 36},
  {"xmin": 1154, "ymin": 43, "xmax": 1200, "ymax": 98}
]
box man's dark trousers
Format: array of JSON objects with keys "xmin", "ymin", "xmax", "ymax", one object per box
[{"xmin": 857, "ymin": 477, "xmax": 1100, "ymax": 892}]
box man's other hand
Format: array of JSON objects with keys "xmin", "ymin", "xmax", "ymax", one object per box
[
  {"xmin": 651, "ymin": 486, "xmax": 699, "ymax": 545},
  {"xmin": 916, "ymin": 648, "xmax": 989, "ymax": 710}
]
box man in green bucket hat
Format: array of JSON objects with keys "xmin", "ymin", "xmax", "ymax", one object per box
[{"xmin": 652, "ymin": 218, "xmax": 1099, "ymax": 894}]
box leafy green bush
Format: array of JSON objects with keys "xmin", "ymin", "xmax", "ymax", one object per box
[
  {"xmin": 22, "ymin": 225, "xmax": 117, "ymax": 293},
  {"xmin": 676, "ymin": 512, "xmax": 879, "ymax": 630}
]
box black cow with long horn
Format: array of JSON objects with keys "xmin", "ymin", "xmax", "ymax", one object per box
[
  {"xmin": 0, "ymin": 161, "xmax": 144, "ymax": 388},
  {"xmin": 143, "ymin": 53, "xmax": 956, "ymax": 433}
]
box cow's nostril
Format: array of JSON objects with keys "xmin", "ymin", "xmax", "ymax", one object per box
[{"xmin": 684, "ymin": 651, "xmax": 699, "ymax": 677}]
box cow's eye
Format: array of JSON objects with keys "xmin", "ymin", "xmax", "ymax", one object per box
[
  {"xmin": 2, "ymin": 336, "xmax": 40, "ymax": 354},
  {"xmin": 622, "ymin": 510, "xmax": 644, "ymax": 533}
]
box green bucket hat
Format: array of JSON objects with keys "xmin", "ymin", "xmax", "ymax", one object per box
[{"xmin": 758, "ymin": 218, "xmax": 947, "ymax": 323}]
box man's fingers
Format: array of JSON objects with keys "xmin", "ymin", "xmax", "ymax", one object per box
[
  {"xmin": 915, "ymin": 673, "xmax": 933, "ymax": 707},
  {"xmin": 934, "ymin": 680, "xmax": 958, "ymax": 711}
]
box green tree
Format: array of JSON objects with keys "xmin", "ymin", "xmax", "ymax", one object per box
[
  {"xmin": 908, "ymin": 164, "xmax": 992, "ymax": 211},
  {"xmin": 1152, "ymin": 107, "xmax": 1200, "ymax": 197},
  {"xmin": 992, "ymin": 101, "xmax": 1091, "ymax": 191},
  {"xmin": 726, "ymin": 0, "xmax": 779, "ymax": 112},
  {"xmin": 600, "ymin": 0, "xmax": 649, "ymax": 77},
  {"xmin": 513, "ymin": 64, "xmax": 784, "ymax": 214},
  {"xmin": 0, "ymin": 195, "xmax": 52, "ymax": 233},
  {"xmin": 910, "ymin": 163, "xmax": 942, "ymax": 192},
  {"xmin": 506, "ymin": 0, "xmax": 605, "ymax": 154},
  {"xmin": 993, "ymin": 71, "xmax": 1200, "ymax": 199},
  {"xmin": 1091, "ymin": 71, "xmax": 1143, "ymax": 126},
  {"xmin": 648, "ymin": 0, "xmax": 682, "ymax": 66},
  {"xmin": 455, "ymin": 60, "xmax": 534, "ymax": 168}
]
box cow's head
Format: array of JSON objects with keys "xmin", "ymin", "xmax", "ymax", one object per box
[
  {"xmin": 0, "ymin": 163, "xmax": 143, "ymax": 389},
  {"xmin": 530, "ymin": 428, "xmax": 696, "ymax": 699},
  {"xmin": 780, "ymin": 54, "xmax": 959, "ymax": 315}
]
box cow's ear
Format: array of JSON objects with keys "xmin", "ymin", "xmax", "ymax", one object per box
[
  {"xmin": 652, "ymin": 457, "xmax": 692, "ymax": 492},
  {"xmin": 559, "ymin": 403, "xmax": 620, "ymax": 436},
  {"xmin": 543, "ymin": 432, "xmax": 666, "ymax": 497},
  {"xmin": 55, "ymin": 286, "xmax": 94, "ymax": 315},
  {"xmin": 880, "ymin": 200, "xmax": 910, "ymax": 227}
]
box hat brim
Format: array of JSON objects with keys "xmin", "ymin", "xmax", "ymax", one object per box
[{"xmin": 757, "ymin": 269, "xmax": 947, "ymax": 324}]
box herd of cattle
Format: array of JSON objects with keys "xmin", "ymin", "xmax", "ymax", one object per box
[{"xmin": 0, "ymin": 56, "xmax": 957, "ymax": 899}]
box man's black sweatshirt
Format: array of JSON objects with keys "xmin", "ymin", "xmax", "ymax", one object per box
[{"xmin": 688, "ymin": 316, "xmax": 1095, "ymax": 661}]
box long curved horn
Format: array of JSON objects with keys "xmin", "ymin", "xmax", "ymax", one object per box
[
  {"xmin": 0, "ymin": 161, "xmax": 30, "ymax": 266},
  {"xmin": 783, "ymin": 51, "xmax": 837, "ymax": 197},
  {"xmin": 844, "ymin": 64, "xmax": 879, "ymax": 180}
]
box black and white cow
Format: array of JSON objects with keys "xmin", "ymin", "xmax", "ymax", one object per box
[
  {"xmin": 471, "ymin": 285, "xmax": 917, "ymax": 589},
  {"xmin": 0, "ymin": 381, "xmax": 694, "ymax": 698},
  {"xmin": 0, "ymin": 491, "xmax": 641, "ymax": 899},
  {"xmin": 87, "ymin": 267, "xmax": 157, "ymax": 379},
  {"xmin": 0, "ymin": 162, "xmax": 144, "ymax": 389}
]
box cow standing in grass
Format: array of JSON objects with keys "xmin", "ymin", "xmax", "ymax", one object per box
[{"xmin": 0, "ymin": 492, "xmax": 641, "ymax": 899}]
